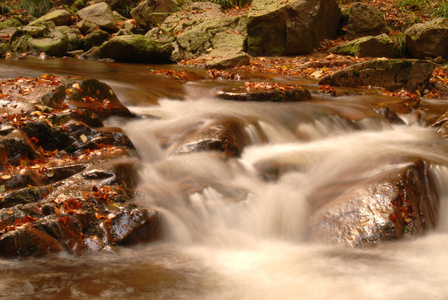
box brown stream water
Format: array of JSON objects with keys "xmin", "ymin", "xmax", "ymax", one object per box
[{"xmin": 0, "ymin": 58, "xmax": 447, "ymax": 299}]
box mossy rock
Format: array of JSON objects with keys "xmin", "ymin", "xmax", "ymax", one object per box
[
  {"xmin": 99, "ymin": 34, "xmax": 173, "ymax": 63},
  {"xmin": 330, "ymin": 34, "xmax": 402, "ymax": 58},
  {"xmin": 0, "ymin": 18, "xmax": 23, "ymax": 30}
]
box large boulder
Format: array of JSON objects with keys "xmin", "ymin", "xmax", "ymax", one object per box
[
  {"xmin": 346, "ymin": 3, "xmax": 388, "ymax": 39},
  {"xmin": 308, "ymin": 160, "xmax": 438, "ymax": 246},
  {"xmin": 131, "ymin": 0, "xmax": 192, "ymax": 30},
  {"xmin": 319, "ymin": 59, "xmax": 437, "ymax": 92},
  {"xmin": 77, "ymin": 2, "xmax": 118, "ymax": 33},
  {"xmin": 247, "ymin": 0, "xmax": 341, "ymax": 56},
  {"xmin": 29, "ymin": 9, "xmax": 72, "ymax": 26},
  {"xmin": 329, "ymin": 34, "xmax": 402, "ymax": 58},
  {"xmin": 405, "ymin": 18, "xmax": 448, "ymax": 59},
  {"xmin": 10, "ymin": 24, "xmax": 69, "ymax": 56},
  {"xmin": 146, "ymin": 2, "xmax": 249, "ymax": 67},
  {"xmin": 99, "ymin": 34, "xmax": 173, "ymax": 63}
]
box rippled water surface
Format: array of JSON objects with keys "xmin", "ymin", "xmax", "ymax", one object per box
[{"xmin": 1, "ymin": 58, "xmax": 448, "ymax": 299}]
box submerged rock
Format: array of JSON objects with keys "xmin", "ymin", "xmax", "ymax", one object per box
[{"xmin": 308, "ymin": 160, "xmax": 438, "ymax": 246}]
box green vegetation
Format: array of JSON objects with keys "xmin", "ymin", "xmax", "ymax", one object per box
[
  {"xmin": 399, "ymin": 0, "xmax": 448, "ymax": 18},
  {"xmin": 17, "ymin": 0, "xmax": 51, "ymax": 17}
]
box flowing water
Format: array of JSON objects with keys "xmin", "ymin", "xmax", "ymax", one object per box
[{"xmin": 1, "ymin": 58, "xmax": 448, "ymax": 299}]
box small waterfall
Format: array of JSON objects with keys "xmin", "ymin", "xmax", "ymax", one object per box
[{"xmin": 117, "ymin": 96, "xmax": 448, "ymax": 245}]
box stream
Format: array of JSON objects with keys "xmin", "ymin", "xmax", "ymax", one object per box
[{"xmin": 0, "ymin": 58, "xmax": 447, "ymax": 299}]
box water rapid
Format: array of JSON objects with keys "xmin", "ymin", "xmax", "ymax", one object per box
[{"xmin": 1, "ymin": 60, "xmax": 447, "ymax": 299}]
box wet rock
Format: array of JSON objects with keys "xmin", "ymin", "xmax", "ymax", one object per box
[
  {"xmin": 77, "ymin": 2, "xmax": 118, "ymax": 33},
  {"xmin": 247, "ymin": 0, "xmax": 341, "ymax": 56},
  {"xmin": 319, "ymin": 59, "xmax": 437, "ymax": 92},
  {"xmin": 405, "ymin": 18, "xmax": 448, "ymax": 59},
  {"xmin": 346, "ymin": 3, "xmax": 388, "ymax": 39},
  {"xmin": 0, "ymin": 225, "xmax": 63, "ymax": 257},
  {"xmin": 101, "ymin": 208, "xmax": 161, "ymax": 245},
  {"xmin": 29, "ymin": 9, "xmax": 72, "ymax": 26},
  {"xmin": 0, "ymin": 75, "xmax": 159, "ymax": 258},
  {"xmin": 0, "ymin": 129, "xmax": 42, "ymax": 165},
  {"xmin": 329, "ymin": 34, "xmax": 402, "ymax": 58},
  {"xmin": 0, "ymin": 186, "xmax": 50, "ymax": 209},
  {"xmin": 99, "ymin": 34, "xmax": 173, "ymax": 63},
  {"xmin": 167, "ymin": 116, "xmax": 265, "ymax": 158},
  {"xmin": 307, "ymin": 160, "xmax": 438, "ymax": 246},
  {"xmin": 131, "ymin": 0, "xmax": 191, "ymax": 30},
  {"xmin": 217, "ymin": 83, "xmax": 311, "ymax": 102}
]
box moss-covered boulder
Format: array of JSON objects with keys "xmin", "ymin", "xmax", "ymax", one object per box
[
  {"xmin": 147, "ymin": 2, "xmax": 249, "ymax": 66},
  {"xmin": 29, "ymin": 9, "xmax": 72, "ymax": 26},
  {"xmin": 319, "ymin": 59, "xmax": 437, "ymax": 92},
  {"xmin": 131, "ymin": 0, "xmax": 192, "ymax": 30},
  {"xmin": 0, "ymin": 17, "xmax": 22, "ymax": 30},
  {"xmin": 247, "ymin": 0, "xmax": 341, "ymax": 56},
  {"xmin": 99, "ymin": 34, "xmax": 173, "ymax": 63},
  {"xmin": 10, "ymin": 24, "xmax": 69, "ymax": 56},
  {"xmin": 405, "ymin": 18, "xmax": 448, "ymax": 59},
  {"xmin": 329, "ymin": 34, "xmax": 401, "ymax": 58},
  {"xmin": 82, "ymin": 29, "xmax": 110, "ymax": 51}
]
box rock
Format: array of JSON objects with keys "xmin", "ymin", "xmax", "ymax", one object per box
[
  {"xmin": 217, "ymin": 82, "xmax": 311, "ymax": 102},
  {"xmin": 247, "ymin": 0, "xmax": 341, "ymax": 56},
  {"xmin": 205, "ymin": 51, "xmax": 251, "ymax": 69},
  {"xmin": 319, "ymin": 59, "xmax": 437, "ymax": 92},
  {"xmin": 0, "ymin": 75, "xmax": 160, "ymax": 258},
  {"xmin": 80, "ymin": 46, "xmax": 101, "ymax": 59},
  {"xmin": 405, "ymin": 18, "xmax": 448, "ymax": 59},
  {"xmin": 99, "ymin": 34, "xmax": 173, "ymax": 63},
  {"xmin": 93, "ymin": 0, "xmax": 141, "ymax": 17},
  {"xmin": 346, "ymin": 3, "xmax": 388, "ymax": 39},
  {"xmin": 0, "ymin": 225, "xmax": 63, "ymax": 257},
  {"xmin": 10, "ymin": 24, "xmax": 69, "ymax": 56},
  {"xmin": 131, "ymin": 0, "xmax": 191, "ymax": 30},
  {"xmin": 0, "ymin": 129, "xmax": 42, "ymax": 166},
  {"xmin": 329, "ymin": 34, "xmax": 402, "ymax": 58},
  {"xmin": 82, "ymin": 29, "xmax": 110, "ymax": 51},
  {"xmin": 56, "ymin": 26, "xmax": 83, "ymax": 52},
  {"xmin": 29, "ymin": 9, "xmax": 72, "ymax": 26},
  {"xmin": 101, "ymin": 209, "xmax": 161, "ymax": 245},
  {"xmin": 0, "ymin": 17, "xmax": 22, "ymax": 30},
  {"xmin": 40, "ymin": 78, "xmax": 134, "ymax": 118},
  {"xmin": 166, "ymin": 116, "xmax": 264, "ymax": 158},
  {"xmin": 307, "ymin": 160, "xmax": 438, "ymax": 246},
  {"xmin": 77, "ymin": 2, "xmax": 118, "ymax": 33},
  {"xmin": 147, "ymin": 2, "xmax": 248, "ymax": 63}
]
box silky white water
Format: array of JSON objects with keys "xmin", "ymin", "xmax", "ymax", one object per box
[{"xmin": 0, "ymin": 60, "xmax": 447, "ymax": 299}]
